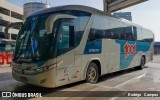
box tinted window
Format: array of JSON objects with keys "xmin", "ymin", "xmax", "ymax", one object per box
[
  {"xmin": 87, "ymin": 15, "xmax": 153, "ymax": 43},
  {"xmin": 137, "ymin": 27, "xmax": 142, "ymax": 41},
  {"xmin": 147, "ymin": 33, "xmax": 154, "ymax": 42},
  {"xmin": 141, "ymin": 29, "xmax": 154, "ymax": 42},
  {"xmin": 109, "ymin": 19, "xmax": 123, "ymax": 40},
  {"xmin": 88, "ymin": 15, "xmax": 109, "ymax": 42},
  {"xmin": 0, "ymin": 43, "xmax": 5, "ymax": 47},
  {"xmin": 11, "ymin": 34, "xmax": 18, "ymax": 40},
  {"xmin": 0, "ymin": 32, "xmax": 5, "ymax": 38},
  {"xmin": 134, "ymin": 27, "xmax": 153, "ymax": 42},
  {"xmin": 123, "ymin": 25, "xmax": 134, "ymax": 41},
  {"xmin": 133, "ymin": 26, "xmax": 137, "ymax": 41},
  {"xmin": 57, "ymin": 23, "xmax": 75, "ymax": 55},
  {"xmin": 57, "ymin": 11, "xmax": 91, "ymax": 56}
]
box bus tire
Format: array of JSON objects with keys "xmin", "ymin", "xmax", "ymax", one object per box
[
  {"xmin": 135, "ymin": 56, "xmax": 145, "ymax": 70},
  {"xmin": 86, "ymin": 62, "xmax": 99, "ymax": 84}
]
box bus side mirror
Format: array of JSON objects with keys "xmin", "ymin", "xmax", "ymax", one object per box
[{"xmin": 45, "ymin": 14, "xmax": 77, "ymax": 34}]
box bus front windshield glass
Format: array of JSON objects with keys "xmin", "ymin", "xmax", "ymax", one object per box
[
  {"xmin": 14, "ymin": 15, "xmax": 56, "ymax": 62},
  {"xmin": 14, "ymin": 10, "xmax": 91, "ymax": 63}
]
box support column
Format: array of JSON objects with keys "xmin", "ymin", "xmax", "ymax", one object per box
[
  {"xmin": 103, "ymin": 0, "xmax": 111, "ymax": 14},
  {"xmin": 9, "ymin": 32, "xmax": 11, "ymax": 40},
  {"xmin": 9, "ymin": 10, "xmax": 11, "ymax": 40}
]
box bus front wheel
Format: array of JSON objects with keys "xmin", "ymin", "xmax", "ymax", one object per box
[{"xmin": 86, "ymin": 62, "xmax": 99, "ymax": 84}]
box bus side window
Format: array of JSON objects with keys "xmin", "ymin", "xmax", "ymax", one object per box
[
  {"xmin": 69, "ymin": 26, "xmax": 74, "ymax": 47},
  {"xmin": 133, "ymin": 26, "xmax": 137, "ymax": 41},
  {"xmin": 121, "ymin": 33, "xmax": 126, "ymax": 40},
  {"xmin": 105, "ymin": 30, "xmax": 110, "ymax": 39},
  {"xmin": 57, "ymin": 25, "xmax": 75, "ymax": 56},
  {"xmin": 110, "ymin": 31, "xmax": 114, "ymax": 39},
  {"xmin": 88, "ymin": 29, "xmax": 99, "ymax": 42}
]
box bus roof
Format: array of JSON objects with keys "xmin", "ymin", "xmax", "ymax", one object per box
[
  {"xmin": 28, "ymin": 5, "xmax": 153, "ymax": 33},
  {"xmin": 28, "ymin": 5, "xmax": 109, "ymax": 17}
]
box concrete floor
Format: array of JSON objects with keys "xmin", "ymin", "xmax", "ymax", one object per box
[{"xmin": 1, "ymin": 55, "xmax": 160, "ymax": 100}]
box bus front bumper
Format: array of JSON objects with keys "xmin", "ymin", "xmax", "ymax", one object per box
[{"xmin": 12, "ymin": 68, "xmax": 57, "ymax": 88}]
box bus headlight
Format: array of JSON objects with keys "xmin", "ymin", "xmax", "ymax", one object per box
[
  {"xmin": 36, "ymin": 68, "xmax": 44, "ymax": 73},
  {"xmin": 33, "ymin": 64, "xmax": 56, "ymax": 73}
]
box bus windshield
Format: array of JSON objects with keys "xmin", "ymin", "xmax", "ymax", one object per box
[
  {"xmin": 14, "ymin": 15, "xmax": 55, "ymax": 62},
  {"xmin": 14, "ymin": 10, "xmax": 91, "ymax": 63}
]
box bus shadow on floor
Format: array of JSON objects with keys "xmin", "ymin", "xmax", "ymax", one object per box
[{"xmin": 98, "ymin": 66, "xmax": 148, "ymax": 83}]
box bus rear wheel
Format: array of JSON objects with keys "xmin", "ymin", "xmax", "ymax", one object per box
[
  {"xmin": 86, "ymin": 62, "xmax": 99, "ymax": 84},
  {"xmin": 135, "ymin": 56, "xmax": 145, "ymax": 70}
]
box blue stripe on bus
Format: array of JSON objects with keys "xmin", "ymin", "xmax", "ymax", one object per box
[
  {"xmin": 84, "ymin": 39, "xmax": 102, "ymax": 54},
  {"xmin": 115, "ymin": 40, "xmax": 151, "ymax": 70},
  {"xmin": 84, "ymin": 39, "xmax": 151, "ymax": 70}
]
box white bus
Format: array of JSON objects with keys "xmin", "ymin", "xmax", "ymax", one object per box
[{"xmin": 12, "ymin": 5, "xmax": 154, "ymax": 88}]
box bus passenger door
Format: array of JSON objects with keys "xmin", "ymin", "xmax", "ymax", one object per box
[{"xmin": 56, "ymin": 25, "xmax": 81, "ymax": 86}]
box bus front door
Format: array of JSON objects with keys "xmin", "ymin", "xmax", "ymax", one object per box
[{"xmin": 55, "ymin": 25, "xmax": 81, "ymax": 87}]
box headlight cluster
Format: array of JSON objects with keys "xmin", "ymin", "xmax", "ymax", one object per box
[
  {"xmin": 31, "ymin": 63, "xmax": 56, "ymax": 73},
  {"xmin": 12, "ymin": 62, "xmax": 56, "ymax": 73},
  {"xmin": 21, "ymin": 63, "xmax": 37, "ymax": 70}
]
